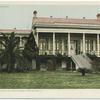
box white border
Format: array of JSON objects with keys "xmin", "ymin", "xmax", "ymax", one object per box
[
  {"xmin": 0, "ymin": 0, "xmax": 100, "ymax": 99},
  {"xmin": 0, "ymin": 1, "xmax": 100, "ymax": 5},
  {"xmin": 0, "ymin": 89, "xmax": 100, "ymax": 98}
]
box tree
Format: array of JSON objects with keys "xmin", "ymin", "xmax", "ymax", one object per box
[
  {"xmin": 23, "ymin": 32, "xmax": 39, "ymax": 70},
  {"xmin": 0, "ymin": 32, "xmax": 27, "ymax": 72},
  {"xmin": 87, "ymin": 53, "xmax": 100, "ymax": 73}
]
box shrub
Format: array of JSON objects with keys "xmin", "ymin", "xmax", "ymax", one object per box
[
  {"xmin": 55, "ymin": 53, "xmax": 62, "ymax": 68},
  {"xmin": 77, "ymin": 68, "xmax": 92, "ymax": 76},
  {"xmin": 47, "ymin": 59, "xmax": 55, "ymax": 71},
  {"xmin": 91, "ymin": 58, "xmax": 100, "ymax": 73}
]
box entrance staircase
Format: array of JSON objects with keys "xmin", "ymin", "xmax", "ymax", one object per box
[{"xmin": 71, "ymin": 54, "xmax": 92, "ymax": 69}]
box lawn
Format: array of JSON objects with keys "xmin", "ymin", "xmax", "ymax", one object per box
[{"xmin": 0, "ymin": 71, "xmax": 100, "ymax": 89}]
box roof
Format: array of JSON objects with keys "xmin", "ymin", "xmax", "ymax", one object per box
[
  {"xmin": 0, "ymin": 29, "xmax": 32, "ymax": 34},
  {"xmin": 32, "ymin": 17, "xmax": 100, "ymax": 26}
]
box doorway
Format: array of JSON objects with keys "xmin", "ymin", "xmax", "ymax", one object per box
[
  {"xmin": 70, "ymin": 41, "xmax": 76, "ymax": 55},
  {"xmin": 70, "ymin": 40, "xmax": 81, "ymax": 55}
]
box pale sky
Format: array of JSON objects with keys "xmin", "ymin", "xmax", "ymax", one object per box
[{"xmin": 0, "ymin": 3, "xmax": 100, "ymax": 29}]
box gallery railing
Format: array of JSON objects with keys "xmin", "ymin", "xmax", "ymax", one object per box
[
  {"xmin": 39, "ymin": 50, "xmax": 68, "ymax": 55},
  {"xmin": 86, "ymin": 50, "xmax": 100, "ymax": 57},
  {"xmin": 39, "ymin": 50, "xmax": 53, "ymax": 55}
]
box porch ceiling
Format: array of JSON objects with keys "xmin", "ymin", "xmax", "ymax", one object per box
[{"xmin": 36, "ymin": 28, "xmax": 100, "ymax": 34}]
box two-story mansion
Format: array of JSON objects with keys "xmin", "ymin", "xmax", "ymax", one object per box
[{"xmin": 32, "ymin": 12, "xmax": 100, "ymax": 70}]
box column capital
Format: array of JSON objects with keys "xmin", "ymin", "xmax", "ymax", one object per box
[
  {"xmin": 53, "ymin": 32, "xmax": 55, "ymax": 34},
  {"xmin": 20, "ymin": 36, "xmax": 22, "ymax": 38},
  {"xmin": 36, "ymin": 32, "xmax": 38, "ymax": 34}
]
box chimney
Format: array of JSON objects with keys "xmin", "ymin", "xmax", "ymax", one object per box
[
  {"xmin": 13, "ymin": 28, "xmax": 16, "ymax": 33},
  {"xmin": 33, "ymin": 10, "xmax": 37, "ymax": 18},
  {"xmin": 83, "ymin": 17, "xmax": 85, "ymax": 19},
  {"xmin": 96, "ymin": 13, "xmax": 100, "ymax": 19},
  {"xmin": 66, "ymin": 16, "xmax": 68, "ymax": 19},
  {"xmin": 50, "ymin": 16, "xmax": 53, "ymax": 18}
]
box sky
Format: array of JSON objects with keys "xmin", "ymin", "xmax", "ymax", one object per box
[{"xmin": 0, "ymin": 2, "xmax": 100, "ymax": 29}]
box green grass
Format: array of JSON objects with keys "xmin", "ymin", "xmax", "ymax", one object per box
[{"xmin": 0, "ymin": 71, "xmax": 100, "ymax": 89}]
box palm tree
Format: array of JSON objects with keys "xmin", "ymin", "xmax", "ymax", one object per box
[{"xmin": 0, "ymin": 32, "xmax": 27, "ymax": 72}]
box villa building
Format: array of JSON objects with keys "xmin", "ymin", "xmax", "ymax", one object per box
[{"xmin": 32, "ymin": 12, "xmax": 100, "ymax": 70}]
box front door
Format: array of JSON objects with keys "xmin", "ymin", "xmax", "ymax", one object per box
[{"xmin": 70, "ymin": 41, "xmax": 76, "ymax": 55}]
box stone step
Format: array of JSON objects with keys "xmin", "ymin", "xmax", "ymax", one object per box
[{"xmin": 71, "ymin": 54, "xmax": 92, "ymax": 69}]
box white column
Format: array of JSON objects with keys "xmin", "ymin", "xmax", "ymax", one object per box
[
  {"xmin": 80, "ymin": 40, "xmax": 83, "ymax": 53},
  {"xmin": 62, "ymin": 39, "xmax": 64, "ymax": 55},
  {"xmin": 68, "ymin": 33, "xmax": 71, "ymax": 56},
  {"xmin": 36, "ymin": 32, "xmax": 39, "ymax": 47},
  {"xmin": 83, "ymin": 33, "xmax": 85, "ymax": 54},
  {"xmin": 20, "ymin": 36, "xmax": 22, "ymax": 47},
  {"xmin": 53, "ymin": 33, "xmax": 55, "ymax": 55},
  {"xmin": 97, "ymin": 34, "xmax": 100, "ymax": 56},
  {"xmin": 48, "ymin": 38, "xmax": 51, "ymax": 50}
]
